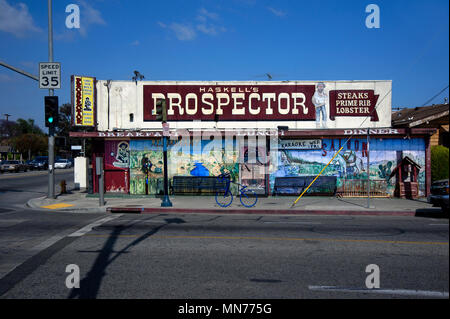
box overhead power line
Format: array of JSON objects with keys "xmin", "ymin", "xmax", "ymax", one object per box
[{"xmin": 421, "ymin": 85, "xmax": 449, "ymax": 107}]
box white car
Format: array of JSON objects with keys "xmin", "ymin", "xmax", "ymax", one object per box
[{"xmin": 54, "ymin": 159, "xmax": 72, "ymax": 169}]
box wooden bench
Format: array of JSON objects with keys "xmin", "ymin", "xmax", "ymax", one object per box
[
  {"xmin": 273, "ymin": 176, "xmax": 337, "ymax": 196},
  {"xmin": 172, "ymin": 176, "xmax": 228, "ymax": 195}
]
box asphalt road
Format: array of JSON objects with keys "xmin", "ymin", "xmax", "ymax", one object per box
[
  {"xmin": 0, "ymin": 170, "xmax": 448, "ymax": 300},
  {"xmin": 0, "ymin": 168, "xmax": 75, "ymax": 210}
]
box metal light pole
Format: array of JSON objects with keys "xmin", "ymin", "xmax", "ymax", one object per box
[
  {"xmin": 367, "ymin": 129, "xmax": 370, "ymax": 208},
  {"xmin": 47, "ymin": 0, "xmax": 55, "ymax": 199},
  {"xmin": 0, "ymin": 61, "xmax": 39, "ymax": 81}
]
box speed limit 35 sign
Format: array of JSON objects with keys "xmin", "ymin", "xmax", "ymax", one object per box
[{"xmin": 39, "ymin": 62, "xmax": 61, "ymax": 89}]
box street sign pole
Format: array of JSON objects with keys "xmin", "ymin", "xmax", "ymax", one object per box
[
  {"xmin": 161, "ymin": 133, "xmax": 172, "ymax": 207},
  {"xmin": 160, "ymin": 104, "xmax": 172, "ymax": 207},
  {"xmin": 96, "ymin": 157, "xmax": 105, "ymax": 206},
  {"xmin": 47, "ymin": 0, "xmax": 55, "ymax": 199}
]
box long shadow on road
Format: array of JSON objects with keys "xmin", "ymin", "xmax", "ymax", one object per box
[{"xmin": 67, "ymin": 217, "xmax": 185, "ymax": 299}]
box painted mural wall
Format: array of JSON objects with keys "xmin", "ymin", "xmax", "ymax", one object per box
[
  {"xmin": 129, "ymin": 140, "xmax": 165, "ymax": 195},
  {"xmin": 170, "ymin": 139, "xmax": 239, "ymax": 181},
  {"xmin": 128, "ymin": 139, "xmax": 239, "ymax": 195},
  {"xmin": 271, "ymin": 138, "xmax": 426, "ymax": 196},
  {"xmin": 106, "ymin": 137, "xmax": 426, "ymax": 197},
  {"xmin": 240, "ymin": 146, "xmax": 267, "ymax": 194},
  {"xmin": 104, "ymin": 140, "xmax": 130, "ymax": 193}
]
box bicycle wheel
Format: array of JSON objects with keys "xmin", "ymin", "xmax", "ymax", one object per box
[
  {"xmin": 215, "ymin": 190, "xmax": 233, "ymax": 208},
  {"xmin": 239, "ymin": 189, "xmax": 257, "ymax": 208}
]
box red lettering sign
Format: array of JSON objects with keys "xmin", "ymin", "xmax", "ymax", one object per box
[
  {"xmin": 75, "ymin": 77, "xmax": 83, "ymax": 125},
  {"xmin": 329, "ymin": 90, "xmax": 379, "ymax": 121},
  {"xmin": 143, "ymin": 85, "xmax": 316, "ymax": 121}
]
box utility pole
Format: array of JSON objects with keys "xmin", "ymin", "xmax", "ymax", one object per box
[
  {"xmin": 104, "ymin": 80, "xmax": 112, "ymax": 130},
  {"xmin": 47, "ymin": 0, "xmax": 55, "ymax": 199},
  {"xmin": 2, "ymin": 114, "xmax": 11, "ymax": 140}
]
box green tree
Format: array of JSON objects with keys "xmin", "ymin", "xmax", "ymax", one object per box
[
  {"xmin": 11, "ymin": 133, "xmax": 48, "ymax": 160},
  {"xmin": 55, "ymin": 103, "xmax": 73, "ymax": 158},
  {"xmin": 431, "ymin": 145, "xmax": 449, "ymax": 181},
  {"xmin": 56, "ymin": 103, "xmax": 72, "ymax": 137},
  {"xmin": 1, "ymin": 118, "xmax": 46, "ymax": 160},
  {"xmin": 14, "ymin": 118, "xmax": 44, "ymax": 135},
  {"xmin": 0, "ymin": 119, "xmax": 18, "ymax": 140},
  {"xmin": 56, "ymin": 102, "xmax": 93, "ymax": 158}
]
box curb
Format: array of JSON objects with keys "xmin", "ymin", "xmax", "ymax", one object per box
[
  {"xmin": 107, "ymin": 207, "xmax": 417, "ymax": 216},
  {"xmin": 26, "ymin": 197, "xmax": 107, "ymax": 214},
  {"xmin": 26, "ymin": 196, "xmax": 46, "ymax": 210}
]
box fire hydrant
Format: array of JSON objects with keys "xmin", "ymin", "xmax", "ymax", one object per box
[{"xmin": 60, "ymin": 180, "xmax": 67, "ymax": 194}]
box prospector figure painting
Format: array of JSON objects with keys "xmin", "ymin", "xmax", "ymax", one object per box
[
  {"xmin": 112, "ymin": 141, "xmax": 130, "ymax": 168},
  {"xmin": 312, "ymin": 82, "xmax": 329, "ymax": 128}
]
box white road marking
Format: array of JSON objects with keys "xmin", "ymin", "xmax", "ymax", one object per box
[
  {"xmin": 0, "ymin": 214, "xmax": 123, "ymax": 281},
  {"xmin": 263, "ymin": 221, "xmax": 322, "ymax": 225},
  {"xmin": 68, "ymin": 215, "xmax": 122, "ymax": 237},
  {"xmin": 308, "ymin": 286, "xmax": 449, "ymax": 298}
]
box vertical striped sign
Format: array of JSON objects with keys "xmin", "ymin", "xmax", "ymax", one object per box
[{"xmin": 72, "ymin": 75, "xmax": 96, "ymax": 127}]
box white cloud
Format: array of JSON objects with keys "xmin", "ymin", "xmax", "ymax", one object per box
[
  {"xmin": 0, "ymin": 0, "xmax": 42, "ymax": 37},
  {"xmin": 195, "ymin": 8, "xmax": 226, "ymax": 36},
  {"xmin": 77, "ymin": 0, "xmax": 106, "ymax": 36},
  {"xmin": 131, "ymin": 40, "xmax": 140, "ymax": 46},
  {"xmin": 54, "ymin": 29, "xmax": 76, "ymax": 42},
  {"xmin": 267, "ymin": 7, "xmax": 286, "ymax": 17},
  {"xmin": 157, "ymin": 21, "xmax": 167, "ymax": 28},
  {"xmin": 198, "ymin": 8, "xmax": 219, "ymax": 21},
  {"xmin": 171, "ymin": 23, "xmax": 196, "ymax": 41},
  {"xmin": 196, "ymin": 24, "xmax": 218, "ymax": 36},
  {"xmin": 158, "ymin": 7, "xmax": 226, "ymax": 41},
  {"xmin": 158, "ymin": 21, "xmax": 196, "ymax": 41},
  {"xmin": 196, "ymin": 15, "xmax": 207, "ymax": 23}
]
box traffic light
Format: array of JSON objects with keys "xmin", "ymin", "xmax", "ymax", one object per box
[
  {"xmin": 155, "ymin": 98, "xmax": 167, "ymax": 123},
  {"xmin": 45, "ymin": 96, "xmax": 59, "ymax": 127}
]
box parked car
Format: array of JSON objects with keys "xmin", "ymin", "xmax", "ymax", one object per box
[
  {"xmin": 428, "ymin": 179, "xmax": 449, "ymax": 213},
  {"xmin": 29, "ymin": 156, "xmax": 49, "ymax": 170},
  {"xmin": 55, "ymin": 159, "xmax": 72, "ymax": 169},
  {"xmin": 0, "ymin": 160, "xmax": 28, "ymax": 173},
  {"xmin": 25, "ymin": 160, "xmax": 34, "ymax": 170}
]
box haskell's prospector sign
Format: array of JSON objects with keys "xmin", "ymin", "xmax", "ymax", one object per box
[
  {"xmin": 143, "ymin": 83, "xmax": 382, "ymax": 124},
  {"xmin": 72, "ymin": 75, "xmax": 96, "ymax": 127},
  {"xmin": 144, "ymin": 85, "xmax": 316, "ymax": 121}
]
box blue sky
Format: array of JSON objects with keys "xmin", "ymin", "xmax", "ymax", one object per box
[{"xmin": 0, "ymin": 0, "xmax": 448, "ymax": 131}]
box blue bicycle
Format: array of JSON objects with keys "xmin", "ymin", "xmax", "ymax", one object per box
[{"xmin": 215, "ymin": 172, "xmax": 258, "ymax": 208}]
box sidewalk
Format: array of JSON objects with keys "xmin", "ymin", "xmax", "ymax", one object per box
[{"xmin": 26, "ymin": 190, "xmax": 443, "ymax": 216}]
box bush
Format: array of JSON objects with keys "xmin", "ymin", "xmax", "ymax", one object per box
[{"xmin": 431, "ymin": 145, "xmax": 449, "ymax": 181}]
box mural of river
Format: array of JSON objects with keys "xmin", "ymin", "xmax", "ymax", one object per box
[
  {"xmin": 271, "ymin": 138, "xmax": 425, "ymax": 196},
  {"xmin": 129, "ymin": 139, "xmax": 239, "ymax": 195}
]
